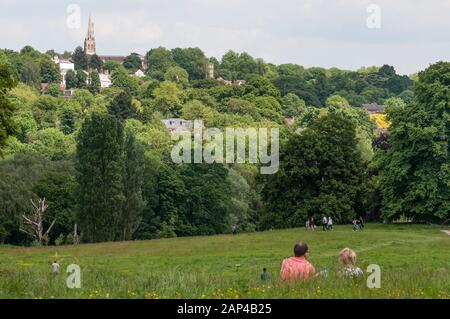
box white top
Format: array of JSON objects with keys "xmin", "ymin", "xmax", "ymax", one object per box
[
  {"xmin": 327, "ymin": 218, "xmax": 333, "ymax": 225},
  {"xmin": 52, "ymin": 262, "xmax": 60, "ymax": 273},
  {"xmin": 343, "ymin": 266, "xmax": 363, "ymax": 278}
]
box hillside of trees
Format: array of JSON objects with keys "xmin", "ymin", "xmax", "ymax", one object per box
[{"xmin": 0, "ymin": 45, "xmax": 448, "ymax": 246}]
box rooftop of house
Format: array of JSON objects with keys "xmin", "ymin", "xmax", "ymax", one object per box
[{"xmin": 362, "ymin": 103, "xmax": 385, "ymax": 114}]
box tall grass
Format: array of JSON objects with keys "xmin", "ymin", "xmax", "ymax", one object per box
[{"xmin": 0, "ymin": 224, "xmax": 449, "ymax": 298}]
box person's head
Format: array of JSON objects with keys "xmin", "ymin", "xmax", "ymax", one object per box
[
  {"xmin": 339, "ymin": 248, "xmax": 357, "ymax": 267},
  {"xmin": 263, "ymin": 268, "xmax": 267, "ymax": 272},
  {"xmin": 294, "ymin": 242, "xmax": 309, "ymax": 258},
  {"xmin": 53, "ymin": 260, "xmax": 57, "ymax": 263}
]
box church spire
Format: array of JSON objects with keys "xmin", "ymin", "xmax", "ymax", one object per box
[
  {"xmin": 84, "ymin": 14, "xmax": 96, "ymax": 55},
  {"xmin": 87, "ymin": 15, "xmax": 94, "ymax": 39}
]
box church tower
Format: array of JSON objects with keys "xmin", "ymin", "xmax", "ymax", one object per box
[{"xmin": 84, "ymin": 15, "xmax": 96, "ymax": 55}]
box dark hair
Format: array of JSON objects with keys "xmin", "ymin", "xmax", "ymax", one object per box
[
  {"xmin": 263, "ymin": 268, "xmax": 267, "ymax": 272},
  {"xmin": 294, "ymin": 242, "xmax": 308, "ymax": 257}
]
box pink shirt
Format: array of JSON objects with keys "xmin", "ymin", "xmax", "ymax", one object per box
[{"xmin": 280, "ymin": 256, "xmax": 315, "ymax": 282}]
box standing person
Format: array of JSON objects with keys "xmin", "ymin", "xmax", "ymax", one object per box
[
  {"xmin": 359, "ymin": 216, "xmax": 364, "ymax": 231},
  {"xmin": 305, "ymin": 219, "xmax": 309, "ymax": 230},
  {"xmin": 309, "ymin": 217, "xmax": 316, "ymax": 231},
  {"xmin": 280, "ymin": 242, "xmax": 315, "ymax": 282},
  {"xmin": 231, "ymin": 224, "xmax": 237, "ymax": 235},
  {"xmin": 353, "ymin": 219, "xmax": 358, "ymax": 231},
  {"xmin": 322, "ymin": 216, "xmax": 328, "ymax": 231},
  {"xmin": 51, "ymin": 260, "xmax": 60, "ymax": 274},
  {"xmin": 327, "ymin": 216, "xmax": 333, "ymax": 230}
]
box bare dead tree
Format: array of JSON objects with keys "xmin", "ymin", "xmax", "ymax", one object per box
[{"xmin": 20, "ymin": 198, "xmax": 56, "ymax": 246}]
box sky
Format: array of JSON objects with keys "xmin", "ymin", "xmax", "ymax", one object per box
[{"xmin": 1, "ymin": 0, "xmax": 449, "ymax": 75}]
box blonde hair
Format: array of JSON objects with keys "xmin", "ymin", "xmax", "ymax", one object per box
[{"xmin": 339, "ymin": 248, "xmax": 357, "ymax": 267}]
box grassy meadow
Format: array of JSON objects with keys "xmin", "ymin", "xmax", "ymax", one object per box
[{"xmin": 0, "ymin": 224, "xmax": 449, "ymax": 299}]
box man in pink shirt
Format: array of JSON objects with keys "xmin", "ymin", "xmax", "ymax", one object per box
[{"xmin": 280, "ymin": 242, "xmax": 315, "ymax": 282}]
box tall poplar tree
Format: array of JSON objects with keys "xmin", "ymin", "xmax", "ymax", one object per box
[{"xmin": 76, "ymin": 112, "xmax": 124, "ymax": 242}]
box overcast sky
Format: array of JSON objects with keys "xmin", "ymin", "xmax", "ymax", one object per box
[{"xmin": 1, "ymin": 0, "xmax": 449, "ymax": 74}]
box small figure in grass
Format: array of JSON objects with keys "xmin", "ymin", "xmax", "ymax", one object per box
[
  {"xmin": 322, "ymin": 216, "xmax": 328, "ymax": 231},
  {"xmin": 231, "ymin": 224, "xmax": 237, "ymax": 235},
  {"xmin": 338, "ymin": 248, "xmax": 363, "ymax": 278},
  {"xmin": 327, "ymin": 216, "xmax": 333, "ymax": 230},
  {"xmin": 309, "ymin": 217, "xmax": 316, "ymax": 231},
  {"xmin": 353, "ymin": 219, "xmax": 358, "ymax": 231},
  {"xmin": 358, "ymin": 216, "xmax": 364, "ymax": 231},
  {"xmin": 51, "ymin": 260, "xmax": 60, "ymax": 274},
  {"xmin": 260, "ymin": 268, "xmax": 270, "ymax": 281}
]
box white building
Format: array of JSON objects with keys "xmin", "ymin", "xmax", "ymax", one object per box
[
  {"xmin": 134, "ymin": 69, "xmax": 145, "ymax": 77},
  {"xmin": 99, "ymin": 73, "xmax": 112, "ymax": 88},
  {"xmin": 53, "ymin": 56, "xmax": 75, "ymax": 88},
  {"xmin": 162, "ymin": 118, "xmax": 193, "ymax": 133}
]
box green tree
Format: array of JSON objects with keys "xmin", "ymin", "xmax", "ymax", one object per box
[
  {"xmin": 76, "ymin": 112, "xmax": 124, "ymax": 242},
  {"xmin": 378, "ymin": 62, "xmax": 450, "ymax": 222},
  {"xmin": 65, "ymin": 70, "xmax": 77, "ymax": 89},
  {"xmin": 72, "ymin": 46, "xmax": 88, "ymax": 70},
  {"xmin": 33, "ymin": 170, "xmax": 77, "ymax": 244},
  {"xmin": 111, "ymin": 66, "xmax": 139, "ymax": 96},
  {"xmin": 244, "ymin": 76, "xmax": 281, "ymax": 99},
  {"xmin": 76, "ymin": 71, "xmax": 87, "ymax": 88},
  {"xmin": 44, "ymin": 83, "xmax": 60, "ymax": 97},
  {"xmin": 121, "ymin": 131, "xmax": 145, "ymax": 240},
  {"xmin": 171, "ymin": 47, "xmax": 208, "ymax": 80},
  {"xmin": 261, "ymin": 112, "xmax": 369, "ymax": 228},
  {"xmin": 40, "ymin": 58, "xmax": 61, "ymax": 84},
  {"xmin": 0, "ymin": 62, "xmax": 17, "ymax": 155},
  {"xmin": 88, "ymin": 71, "xmax": 101, "ymax": 94},
  {"xmin": 146, "ymin": 47, "xmax": 174, "ymax": 80},
  {"xmin": 108, "ymin": 91, "xmax": 136, "ymax": 121},
  {"xmin": 152, "ymin": 81, "xmax": 185, "ymax": 116},
  {"xmin": 103, "ymin": 60, "xmax": 120, "ymax": 73},
  {"xmin": 89, "ymin": 54, "xmax": 104, "ymax": 70},
  {"xmin": 164, "ymin": 66, "xmax": 189, "ymax": 85},
  {"xmin": 123, "ymin": 54, "xmax": 142, "ymax": 71},
  {"xmin": 281, "ymin": 93, "xmax": 306, "ymax": 117}
]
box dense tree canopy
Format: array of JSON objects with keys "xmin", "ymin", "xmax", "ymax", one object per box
[
  {"xmin": 378, "ymin": 62, "xmax": 450, "ymax": 222},
  {"xmin": 0, "ymin": 45, "xmax": 446, "ymax": 247}
]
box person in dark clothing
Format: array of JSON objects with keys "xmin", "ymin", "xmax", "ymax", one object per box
[{"xmin": 260, "ymin": 268, "xmax": 270, "ymax": 281}]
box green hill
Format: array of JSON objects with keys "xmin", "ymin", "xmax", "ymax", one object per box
[{"xmin": 0, "ymin": 224, "xmax": 448, "ymax": 298}]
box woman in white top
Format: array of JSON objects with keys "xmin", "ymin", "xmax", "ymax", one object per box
[
  {"xmin": 327, "ymin": 216, "xmax": 333, "ymax": 230},
  {"xmin": 338, "ymin": 248, "xmax": 363, "ymax": 278}
]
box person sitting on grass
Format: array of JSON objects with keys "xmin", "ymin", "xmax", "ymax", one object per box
[
  {"xmin": 260, "ymin": 268, "xmax": 270, "ymax": 281},
  {"xmin": 280, "ymin": 242, "xmax": 315, "ymax": 282},
  {"xmin": 338, "ymin": 248, "xmax": 363, "ymax": 278},
  {"xmin": 51, "ymin": 260, "xmax": 60, "ymax": 274}
]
